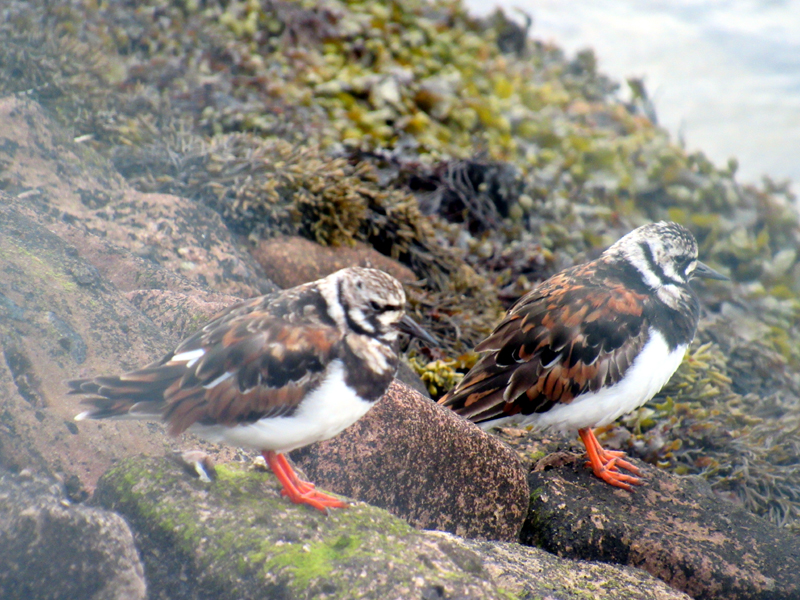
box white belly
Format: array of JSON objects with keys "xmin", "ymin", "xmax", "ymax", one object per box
[
  {"xmin": 486, "ymin": 330, "xmax": 686, "ymax": 434},
  {"xmin": 192, "ymin": 361, "xmax": 375, "ymax": 453}
]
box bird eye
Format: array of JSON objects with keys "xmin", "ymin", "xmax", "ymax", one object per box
[
  {"xmin": 369, "ymin": 301, "xmax": 399, "ymax": 313},
  {"xmin": 678, "ymin": 257, "xmax": 698, "ymax": 278}
]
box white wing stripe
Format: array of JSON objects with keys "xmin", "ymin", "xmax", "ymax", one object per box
[
  {"xmin": 203, "ymin": 371, "xmax": 234, "ymax": 390},
  {"xmin": 171, "ymin": 349, "xmax": 205, "ymax": 368}
]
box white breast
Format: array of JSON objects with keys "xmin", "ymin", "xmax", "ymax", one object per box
[
  {"xmin": 486, "ymin": 329, "xmax": 686, "ymax": 434},
  {"xmin": 192, "ymin": 360, "xmax": 375, "ymax": 453}
]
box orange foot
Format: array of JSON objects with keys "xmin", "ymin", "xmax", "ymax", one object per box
[
  {"xmin": 578, "ymin": 428, "xmax": 643, "ymax": 491},
  {"xmin": 263, "ymin": 451, "xmax": 348, "ymax": 512}
]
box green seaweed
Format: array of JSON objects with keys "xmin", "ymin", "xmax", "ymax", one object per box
[{"xmin": 5, "ymin": 0, "xmax": 800, "ymax": 531}]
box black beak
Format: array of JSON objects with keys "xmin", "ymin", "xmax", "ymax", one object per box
[
  {"xmin": 693, "ymin": 260, "xmax": 728, "ymax": 281},
  {"xmin": 396, "ymin": 314, "xmax": 437, "ymax": 346}
]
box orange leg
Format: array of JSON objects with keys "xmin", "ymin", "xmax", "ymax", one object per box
[
  {"xmin": 578, "ymin": 428, "xmax": 642, "ymax": 491},
  {"xmin": 275, "ymin": 452, "xmax": 316, "ymax": 495},
  {"xmin": 263, "ymin": 451, "xmax": 348, "ymax": 512}
]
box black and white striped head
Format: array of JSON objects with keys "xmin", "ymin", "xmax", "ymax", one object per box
[
  {"xmin": 335, "ymin": 267, "xmax": 406, "ymax": 341},
  {"xmin": 318, "ymin": 266, "xmax": 435, "ymax": 346},
  {"xmin": 605, "ymin": 221, "xmax": 726, "ymax": 304}
]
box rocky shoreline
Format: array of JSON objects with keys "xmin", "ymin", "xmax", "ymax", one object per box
[{"xmin": 2, "ymin": 0, "xmax": 800, "ymax": 598}]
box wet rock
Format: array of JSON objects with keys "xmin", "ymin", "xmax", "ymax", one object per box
[
  {"xmin": 0, "ymin": 468, "xmax": 146, "ymax": 600},
  {"xmin": 85, "ymin": 191, "xmax": 272, "ymax": 298},
  {"xmin": 0, "ymin": 96, "xmax": 278, "ymax": 490},
  {"xmin": 93, "ymin": 455, "xmax": 503, "ymax": 600},
  {"xmin": 0, "ymin": 96, "xmax": 274, "ymax": 299},
  {"xmin": 251, "ymin": 235, "xmax": 417, "ymax": 289},
  {"xmin": 58, "ymin": 227, "xmax": 234, "ymax": 298},
  {"xmin": 521, "ymin": 452, "xmax": 800, "ymax": 600},
  {"xmin": 0, "ymin": 204, "xmax": 178, "ymax": 484},
  {"xmin": 292, "ymin": 380, "xmax": 529, "ymax": 542},
  {"xmin": 92, "ymin": 455, "xmax": 689, "ymax": 600}
]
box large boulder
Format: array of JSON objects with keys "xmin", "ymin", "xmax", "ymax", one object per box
[
  {"xmin": 521, "ymin": 449, "xmax": 800, "ymax": 600},
  {"xmin": 0, "ymin": 96, "xmax": 276, "ymax": 489},
  {"xmin": 1, "ymin": 97, "xmax": 272, "ymax": 300},
  {"xmin": 0, "ymin": 203, "xmax": 179, "ymax": 485},
  {"xmin": 0, "ymin": 468, "xmax": 146, "ymax": 600},
  {"xmin": 91, "ymin": 455, "xmax": 691, "ymax": 600},
  {"xmin": 293, "ymin": 380, "xmax": 530, "ymax": 542}
]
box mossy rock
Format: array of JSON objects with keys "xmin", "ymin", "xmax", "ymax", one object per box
[
  {"xmin": 91, "ymin": 456, "xmax": 690, "ymax": 600},
  {"xmin": 6, "ymin": 0, "xmax": 800, "ymax": 529},
  {"xmin": 91, "ymin": 456, "xmax": 503, "ymax": 599}
]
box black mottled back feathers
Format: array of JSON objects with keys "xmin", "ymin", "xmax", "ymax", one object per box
[
  {"xmin": 69, "ymin": 268, "xmax": 409, "ymax": 436},
  {"xmin": 440, "ymin": 244, "xmax": 701, "ymax": 424}
]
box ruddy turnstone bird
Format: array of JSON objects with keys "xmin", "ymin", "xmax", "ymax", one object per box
[
  {"xmin": 439, "ymin": 222, "xmax": 726, "ymax": 490},
  {"xmin": 71, "ymin": 267, "xmax": 434, "ymax": 512}
]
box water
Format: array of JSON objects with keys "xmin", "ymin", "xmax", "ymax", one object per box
[{"xmin": 464, "ymin": 0, "xmax": 800, "ymax": 186}]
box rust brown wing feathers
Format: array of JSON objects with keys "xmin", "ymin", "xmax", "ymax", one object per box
[
  {"xmin": 70, "ymin": 293, "xmax": 343, "ymax": 435},
  {"xmin": 439, "ymin": 265, "xmax": 652, "ymax": 424},
  {"xmin": 163, "ymin": 315, "xmax": 341, "ymax": 435}
]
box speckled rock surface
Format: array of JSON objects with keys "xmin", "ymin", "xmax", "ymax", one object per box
[
  {"xmin": 92, "ymin": 455, "xmax": 691, "ymax": 600},
  {"xmin": 125, "ymin": 289, "xmax": 239, "ymax": 342},
  {"xmin": 0, "ymin": 96, "xmax": 273, "ymax": 300},
  {"xmin": 0, "ymin": 203, "xmax": 177, "ymax": 486},
  {"xmin": 93, "ymin": 456, "xmax": 505, "ymax": 600},
  {"xmin": 521, "ymin": 451, "xmax": 800, "ymax": 600},
  {"xmin": 0, "ymin": 97, "xmax": 273, "ymax": 490},
  {"xmin": 252, "ymin": 235, "xmax": 418, "ymax": 288},
  {"xmin": 458, "ymin": 539, "xmax": 692, "ymax": 600},
  {"xmin": 0, "ymin": 468, "xmax": 146, "ymax": 600},
  {"xmin": 292, "ymin": 380, "xmax": 529, "ymax": 542}
]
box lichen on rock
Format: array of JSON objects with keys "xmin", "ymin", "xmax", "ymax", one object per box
[
  {"xmin": 91, "ymin": 455, "xmax": 692, "ymax": 600},
  {"xmin": 3, "ymin": 0, "xmax": 800, "ymax": 533}
]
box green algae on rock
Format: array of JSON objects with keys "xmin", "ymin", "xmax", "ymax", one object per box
[
  {"xmin": 91, "ymin": 456, "xmax": 691, "ymax": 600},
  {"xmin": 93, "ymin": 457, "xmax": 467, "ymax": 600},
  {"xmin": 4, "ymin": 0, "xmax": 800, "ymax": 529}
]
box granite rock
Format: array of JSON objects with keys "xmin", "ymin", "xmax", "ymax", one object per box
[
  {"xmin": 0, "ymin": 469, "xmax": 146, "ymax": 600},
  {"xmin": 293, "ymin": 380, "xmax": 529, "ymax": 542},
  {"xmin": 91, "ymin": 455, "xmax": 691, "ymax": 600},
  {"xmin": 521, "ymin": 450, "xmax": 800, "ymax": 600}
]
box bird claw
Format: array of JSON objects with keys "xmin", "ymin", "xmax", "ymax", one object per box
[
  {"xmin": 579, "ymin": 428, "xmax": 643, "ymax": 491},
  {"xmin": 282, "ymin": 488, "xmax": 349, "ymax": 512},
  {"xmin": 265, "ymin": 450, "xmax": 348, "ymax": 513},
  {"xmin": 593, "ymin": 457, "xmax": 642, "ymax": 490}
]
